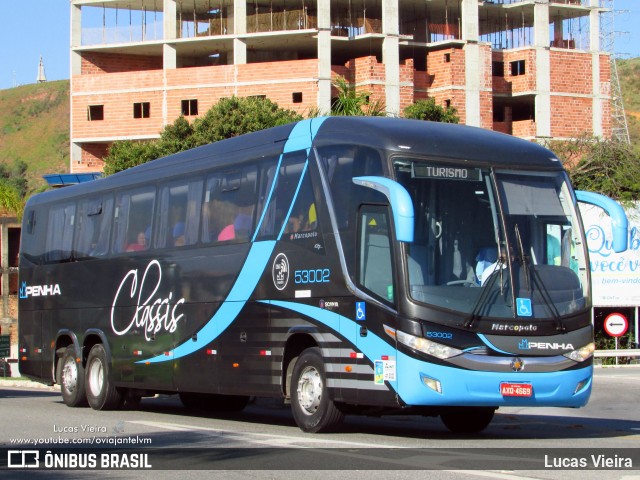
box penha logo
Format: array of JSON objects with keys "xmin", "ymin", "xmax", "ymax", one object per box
[
  {"xmin": 519, "ymin": 339, "xmax": 574, "ymax": 351},
  {"xmin": 272, "ymin": 253, "xmax": 290, "ymax": 291},
  {"xmin": 19, "ymin": 281, "xmax": 61, "ymax": 299}
]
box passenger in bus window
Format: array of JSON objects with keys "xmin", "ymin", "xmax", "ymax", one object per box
[
  {"xmin": 173, "ymin": 222, "xmax": 186, "ymax": 247},
  {"xmin": 126, "ymin": 231, "xmax": 147, "ymax": 252}
]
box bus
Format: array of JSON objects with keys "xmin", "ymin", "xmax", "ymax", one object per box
[{"xmin": 18, "ymin": 117, "xmax": 628, "ymax": 433}]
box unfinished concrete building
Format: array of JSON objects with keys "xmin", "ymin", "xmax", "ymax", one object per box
[{"xmin": 70, "ymin": 0, "xmax": 610, "ymax": 173}]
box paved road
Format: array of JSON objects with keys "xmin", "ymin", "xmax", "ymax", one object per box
[{"xmin": 1, "ymin": 367, "xmax": 639, "ymax": 479}]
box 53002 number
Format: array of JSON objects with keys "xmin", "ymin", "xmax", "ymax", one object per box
[{"xmin": 294, "ymin": 269, "xmax": 330, "ymax": 284}]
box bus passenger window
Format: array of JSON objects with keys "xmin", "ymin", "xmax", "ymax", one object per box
[
  {"xmin": 74, "ymin": 196, "xmax": 114, "ymax": 258},
  {"xmin": 112, "ymin": 187, "xmax": 155, "ymax": 254},
  {"xmin": 157, "ymin": 179, "xmax": 203, "ymax": 248},
  {"xmin": 45, "ymin": 202, "xmax": 76, "ymax": 263},
  {"xmin": 257, "ymin": 151, "xmax": 308, "ymax": 240},
  {"xmin": 202, "ymin": 165, "xmax": 258, "ymax": 244}
]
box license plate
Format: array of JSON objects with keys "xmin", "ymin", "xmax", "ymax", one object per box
[{"xmin": 500, "ymin": 383, "xmax": 532, "ymax": 397}]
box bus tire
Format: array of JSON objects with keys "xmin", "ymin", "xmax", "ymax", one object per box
[
  {"xmin": 85, "ymin": 344, "xmax": 123, "ymax": 410},
  {"xmin": 440, "ymin": 407, "xmax": 495, "ymax": 433},
  {"xmin": 291, "ymin": 347, "xmax": 344, "ymax": 433},
  {"xmin": 60, "ymin": 346, "xmax": 88, "ymax": 407}
]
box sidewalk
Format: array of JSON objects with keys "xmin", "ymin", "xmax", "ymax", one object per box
[{"xmin": 0, "ymin": 377, "xmax": 56, "ymax": 390}]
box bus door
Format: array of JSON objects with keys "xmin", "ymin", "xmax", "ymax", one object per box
[{"xmin": 356, "ymin": 204, "xmax": 398, "ymax": 404}]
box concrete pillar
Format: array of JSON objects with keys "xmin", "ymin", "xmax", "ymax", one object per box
[
  {"xmin": 70, "ymin": 3, "xmax": 82, "ymax": 76},
  {"xmin": 534, "ymin": 0, "xmax": 551, "ymax": 139},
  {"xmin": 382, "ymin": 0, "xmax": 400, "ymax": 116},
  {"xmin": 317, "ymin": 0, "xmax": 332, "ymax": 113},
  {"xmin": 232, "ymin": 0, "xmax": 247, "ymax": 64},
  {"xmin": 164, "ymin": 0, "xmax": 177, "ymax": 40},
  {"xmin": 461, "ymin": 0, "xmax": 480, "ymax": 127},
  {"xmin": 71, "ymin": 143, "xmax": 82, "ymax": 173},
  {"xmin": 590, "ymin": 0, "xmax": 603, "ymax": 137}
]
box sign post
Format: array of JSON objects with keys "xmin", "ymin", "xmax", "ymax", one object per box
[{"xmin": 604, "ymin": 313, "xmax": 629, "ymax": 366}]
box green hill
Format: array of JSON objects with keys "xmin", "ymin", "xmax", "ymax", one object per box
[
  {"xmin": 0, "ymin": 61, "xmax": 638, "ymax": 195},
  {"xmin": 617, "ymin": 57, "xmax": 640, "ymax": 153},
  {"xmin": 0, "ymin": 80, "xmax": 69, "ymax": 193}
]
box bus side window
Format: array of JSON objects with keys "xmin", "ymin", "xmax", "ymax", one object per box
[
  {"xmin": 112, "ymin": 187, "xmax": 155, "ymax": 254},
  {"xmin": 74, "ymin": 196, "xmax": 114, "ymax": 258},
  {"xmin": 45, "ymin": 202, "xmax": 76, "ymax": 263},
  {"xmin": 358, "ymin": 205, "xmax": 395, "ymax": 304},
  {"xmin": 256, "ymin": 151, "xmax": 308, "ymax": 240},
  {"xmin": 157, "ymin": 178, "xmax": 203, "ymax": 248},
  {"xmin": 202, "ymin": 164, "xmax": 258, "ymax": 244}
]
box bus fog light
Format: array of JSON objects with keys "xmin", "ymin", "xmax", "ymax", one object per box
[
  {"xmin": 420, "ymin": 373, "xmax": 442, "ymax": 394},
  {"xmin": 574, "ymin": 378, "xmax": 589, "ymax": 394},
  {"xmin": 564, "ymin": 342, "xmax": 595, "ymax": 362}
]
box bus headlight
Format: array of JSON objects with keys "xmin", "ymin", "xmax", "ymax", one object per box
[
  {"xmin": 563, "ymin": 342, "xmax": 595, "ymax": 362},
  {"xmin": 396, "ymin": 330, "xmax": 462, "ymax": 359}
]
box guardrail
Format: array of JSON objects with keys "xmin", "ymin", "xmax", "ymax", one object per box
[{"xmin": 594, "ymin": 349, "xmax": 640, "ymax": 358}]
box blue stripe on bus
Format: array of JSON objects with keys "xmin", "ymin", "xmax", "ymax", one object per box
[
  {"xmin": 138, "ymin": 118, "xmax": 327, "ymax": 364},
  {"xmin": 477, "ymin": 333, "xmax": 514, "ymax": 355},
  {"xmin": 265, "ymin": 300, "xmax": 591, "ymax": 408}
]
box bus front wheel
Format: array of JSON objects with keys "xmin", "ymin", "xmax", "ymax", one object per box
[
  {"xmin": 440, "ymin": 407, "xmax": 496, "ymax": 433},
  {"xmin": 85, "ymin": 344, "xmax": 123, "ymax": 410},
  {"xmin": 60, "ymin": 346, "xmax": 88, "ymax": 407},
  {"xmin": 290, "ymin": 347, "xmax": 344, "ymax": 433}
]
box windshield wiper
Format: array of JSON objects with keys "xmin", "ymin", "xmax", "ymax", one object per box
[
  {"xmin": 463, "ymin": 254, "xmax": 506, "ymax": 329},
  {"xmin": 513, "ymin": 224, "xmax": 566, "ymax": 332}
]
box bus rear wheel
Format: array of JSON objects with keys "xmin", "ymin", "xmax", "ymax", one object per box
[
  {"xmin": 440, "ymin": 407, "xmax": 496, "ymax": 433},
  {"xmin": 60, "ymin": 346, "xmax": 88, "ymax": 407},
  {"xmin": 290, "ymin": 347, "xmax": 344, "ymax": 433},
  {"xmin": 85, "ymin": 344, "xmax": 123, "ymax": 410}
]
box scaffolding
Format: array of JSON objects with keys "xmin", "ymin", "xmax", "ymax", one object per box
[{"xmin": 600, "ymin": 0, "xmax": 630, "ymax": 144}]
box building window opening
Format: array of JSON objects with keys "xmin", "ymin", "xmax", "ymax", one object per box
[
  {"xmin": 87, "ymin": 105, "xmax": 104, "ymax": 121},
  {"xmin": 292, "ymin": 92, "xmax": 303, "ymax": 104},
  {"xmin": 444, "ymin": 53, "xmax": 451, "ymax": 63},
  {"xmin": 510, "ymin": 60, "xmax": 526, "ymax": 76},
  {"xmin": 492, "ymin": 61, "xmax": 504, "ymax": 77},
  {"xmin": 181, "ymin": 99, "xmax": 198, "ymax": 116},
  {"xmin": 133, "ymin": 102, "xmax": 150, "ymax": 119}
]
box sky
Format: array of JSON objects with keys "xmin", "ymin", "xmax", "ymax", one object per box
[{"xmin": 0, "ymin": 0, "xmax": 638, "ymax": 91}]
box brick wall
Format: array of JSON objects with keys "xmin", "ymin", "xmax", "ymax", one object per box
[{"xmin": 82, "ymin": 52, "xmax": 163, "ymax": 74}]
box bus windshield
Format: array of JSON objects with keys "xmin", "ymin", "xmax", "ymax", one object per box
[{"xmin": 394, "ymin": 159, "xmax": 589, "ymax": 320}]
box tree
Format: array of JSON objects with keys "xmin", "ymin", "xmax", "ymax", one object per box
[
  {"xmin": 547, "ymin": 135, "xmax": 640, "ymax": 201},
  {"xmin": 103, "ymin": 97, "xmax": 302, "ymax": 175},
  {"xmin": 192, "ymin": 96, "xmax": 302, "ymax": 146},
  {"xmin": 403, "ymin": 98, "xmax": 459, "ymax": 123},
  {"xmin": 103, "ymin": 140, "xmax": 161, "ymax": 176},
  {"xmin": 0, "ymin": 182, "xmax": 25, "ymax": 220}
]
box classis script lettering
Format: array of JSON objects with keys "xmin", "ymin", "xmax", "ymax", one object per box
[{"xmin": 111, "ymin": 260, "xmax": 185, "ymax": 341}]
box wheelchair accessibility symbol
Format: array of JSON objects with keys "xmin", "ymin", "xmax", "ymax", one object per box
[
  {"xmin": 355, "ymin": 302, "xmax": 366, "ymax": 321},
  {"xmin": 516, "ymin": 298, "xmax": 532, "ymax": 317}
]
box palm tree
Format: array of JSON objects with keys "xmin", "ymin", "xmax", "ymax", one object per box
[{"xmin": 330, "ymin": 76, "xmax": 386, "ymax": 116}]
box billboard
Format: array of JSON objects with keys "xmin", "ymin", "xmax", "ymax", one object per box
[{"xmin": 579, "ymin": 202, "xmax": 640, "ymax": 307}]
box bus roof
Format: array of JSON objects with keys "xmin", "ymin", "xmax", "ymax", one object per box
[{"xmin": 27, "ymin": 117, "xmax": 562, "ymax": 207}]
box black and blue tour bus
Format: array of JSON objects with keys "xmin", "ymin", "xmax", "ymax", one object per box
[{"xmin": 18, "ymin": 117, "xmax": 628, "ymax": 433}]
